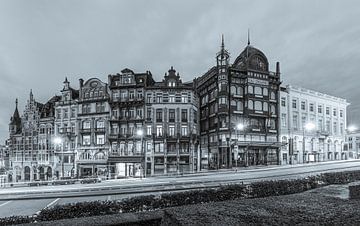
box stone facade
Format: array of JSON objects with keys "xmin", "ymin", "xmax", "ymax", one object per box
[
  {"xmin": 280, "ymin": 85, "xmax": 349, "ymax": 164},
  {"xmin": 195, "ymin": 38, "xmax": 281, "ymax": 170}
]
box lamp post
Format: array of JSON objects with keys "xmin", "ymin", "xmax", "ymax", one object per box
[
  {"xmin": 236, "ymin": 123, "xmax": 246, "ymax": 167},
  {"xmin": 136, "ymin": 128, "xmax": 144, "ymax": 179},
  {"xmin": 303, "ymin": 122, "xmax": 315, "ymax": 164},
  {"xmin": 53, "ymin": 137, "xmax": 63, "ymax": 179}
]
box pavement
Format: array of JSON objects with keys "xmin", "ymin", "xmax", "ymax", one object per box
[{"xmin": 0, "ymin": 159, "xmax": 360, "ymax": 218}]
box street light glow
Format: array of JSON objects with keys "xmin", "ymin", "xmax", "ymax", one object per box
[
  {"xmin": 237, "ymin": 123, "xmax": 245, "ymax": 131},
  {"xmin": 348, "ymin": 125, "xmax": 357, "ymax": 132},
  {"xmin": 54, "ymin": 137, "xmax": 62, "ymax": 144},
  {"xmin": 137, "ymin": 129, "xmax": 144, "ymax": 136},
  {"xmin": 304, "ymin": 122, "xmax": 315, "ymax": 131}
]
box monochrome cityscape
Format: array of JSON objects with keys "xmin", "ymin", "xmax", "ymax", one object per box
[{"xmin": 0, "ymin": 37, "xmax": 357, "ymax": 184}]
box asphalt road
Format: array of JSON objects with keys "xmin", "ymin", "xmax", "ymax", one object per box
[{"xmin": 1, "ymin": 160, "xmax": 360, "ymax": 218}]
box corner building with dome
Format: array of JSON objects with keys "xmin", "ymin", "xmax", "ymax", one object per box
[{"xmin": 195, "ymin": 37, "xmax": 282, "ymax": 170}]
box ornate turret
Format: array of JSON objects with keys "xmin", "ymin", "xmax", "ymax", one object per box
[
  {"xmin": 9, "ymin": 99, "xmax": 21, "ymax": 134},
  {"xmin": 216, "ymin": 34, "xmax": 230, "ymax": 66},
  {"xmin": 63, "ymin": 77, "xmax": 70, "ymax": 91}
]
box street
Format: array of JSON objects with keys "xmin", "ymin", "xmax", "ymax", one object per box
[{"xmin": 1, "ymin": 160, "xmax": 360, "ymax": 218}]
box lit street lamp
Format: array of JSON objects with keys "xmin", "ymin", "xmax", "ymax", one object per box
[
  {"xmin": 348, "ymin": 125, "xmax": 357, "ymax": 133},
  {"xmin": 137, "ymin": 128, "xmax": 145, "ymax": 179},
  {"xmin": 53, "ymin": 137, "xmax": 64, "ymax": 179},
  {"xmin": 303, "ymin": 122, "xmax": 315, "ymax": 163},
  {"xmin": 236, "ymin": 123, "xmax": 246, "ymax": 167}
]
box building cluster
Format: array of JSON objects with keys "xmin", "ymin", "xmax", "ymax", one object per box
[{"xmin": 3, "ymin": 37, "xmax": 352, "ymax": 182}]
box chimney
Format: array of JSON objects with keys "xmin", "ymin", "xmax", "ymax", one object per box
[{"xmin": 276, "ymin": 62, "xmax": 280, "ymax": 76}]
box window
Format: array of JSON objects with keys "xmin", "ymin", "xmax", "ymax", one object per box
[
  {"xmin": 292, "ymin": 99, "xmax": 297, "ymax": 109},
  {"xmin": 147, "ymin": 108, "xmax": 151, "ymax": 119},
  {"xmin": 136, "ymin": 109, "xmax": 143, "ymax": 118},
  {"xmin": 340, "ymin": 123, "xmax": 344, "ymax": 135},
  {"xmin": 63, "ymin": 109, "xmax": 68, "ymax": 118},
  {"xmin": 309, "ymin": 103, "xmax": 314, "ymax": 112},
  {"xmin": 293, "ymin": 115, "xmax": 298, "ymax": 129},
  {"xmin": 156, "ymin": 109, "xmax": 163, "ymax": 122},
  {"xmin": 156, "ymin": 93, "xmax": 162, "ymax": 103},
  {"xmin": 147, "ymin": 94, "xmax": 152, "ymax": 103},
  {"xmin": 169, "ymin": 109, "xmax": 175, "ymax": 122},
  {"xmin": 96, "ymin": 102, "xmax": 105, "ymax": 112},
  {"xmin": 333, "ymin": 108, "xmax": 337, "ymax": 116},
  {"xmin": 301, "ymin": 101, "xmax": 306, "ymax": 110},
  {"xmin": 281, "ymin": 113, "xmax": 287, "ymax": 127},
  {"xmin": 156, "ymin": 125, "xmax": 163, "ymax": 136},
  {"xmin": 270, "ymin": 104, "xmax": 276, "ymax": 115},
  {"xmin": 137, "ymin": 90, "xmax": 143, "ymax": 99},
  {"xmin": 169, "ymin": 95, "xmax": 175, "ymax": 103},
  {"xmin": 82, "ymin": 104, "xmax": 91, "ymax": 114},
  {"xmin": 129, "ymin": 91, "xmax": 135, "ymax": 99},
  {"xmin": 169, "ymin": 126, "xmax": 175, "ymax": 136},
  {"xmin": 263, "ymin": 88, "xmax": 268, "ymax": 96},
  {"xmin": 318, "ymin": 105, "xmax": 323, "ymax": 114},
  {"xmin": 255, "ymin": 101, "xmax": 262, "ymax": 111},
  {"xmin": 281, "ymin": 97, "xmax": 286, "ymax": 107},
  {"xmin": 81, "ymin": 151, "xmax": 91, "ymax": 160},
  {"xmin": 219, "ymin": 97, "xmax": 227, "ymax": 105},
  {"xmin": 326, "ymin": 107, "xmax": 330, "ymax": 115},
  {"xmin": 181, "ymin": 109, "xmax": 188, "ymax": 122},
  {"xmin": 96, "ymin": 134, "xmax": 105, "ymax": 145},
  {"xmin": 181, "ymin": 126, "xmax": 188, "ymax": 136},
  {"xmin": 56, "ymin": 109, "xmax": 61, "ymax": 118},
  {"xmin": 82, "ymin": 121, "xmax": 91, "ymax": 129},
  {"xmin": 248, "ymin": 86, "xmax": 253, "ymax": 94},
  {"xmin": 340, "ymin": 110, "xmax": 343, "ymax": 117},
  {"xmin": 82, "ymin": 135, "xmax": 91, "ymax": 146},
  {"xmin": 254, "ymin": 86, "xmax": 262, "ymax": 95},
  {"xmin": 237, "ymin": 101, "xmax": 243, "ymax": 111},
  {"xmin": 248, "ymin": 100, "xmax": 253, "ymax": 110},
  {"xmin": 333, "ymin": 122, "xmax": 337, "ymax": 134},
  {"xmin": 181, "ymin": 94, "xmax": 187, "ymax": 103},
  {"xmin": 147, "ymin": 125, "xmax": 152, "ymax": 136},
  {"xmin": 326, "ymin": 120, "xmax": 330, "ymax": 131},
  {"xmin": 270, "ymin": 92, "xmax": 276, "ymax": 100},
  {"xmin": 96, "ymin": 120, "xmax": 104, "ymax": 128},
  {"xmin": 71, "ymin": 108, "xmax": 76, "ymax": 118},
  {"xmin": 163, "ymin": 93, "xmax": 169, "ymax": 102},
  {"xmin": 318, "ymin": 119, "xmax": 323, "ymax": 131}
]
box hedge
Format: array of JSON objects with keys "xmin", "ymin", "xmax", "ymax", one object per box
[{"xmin": 2, "ymin": 170, "xmax": 360, "ymax": 225}]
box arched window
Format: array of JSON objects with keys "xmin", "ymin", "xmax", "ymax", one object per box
[
  {"xmin": 248, "ymin": 86, "xmax": 254, "ymax": 94},
  {"xmin": 96, "ymin": 120, "xmax": 105, "ymax": 128},
  {"xmin": 263, "ymin": 102, "xmax": 268, "ymax": 111},
  {"xmin": 263, "ymin": 88, "xmax": 268, "ymax": 96},
  {"xmin": 94, "ymin": 152, "xmax": 105, "ymax": 160},
  {"xmin": 270, "ymin": 92, "xmax": 276, "ymax": 100},
  {"xmin": 238, "ymin": 87, "xmax": 243, "ymax": 95},
  {"xmin": 81, "ymin": 151, "xmax": 91, "ymax": 160},
  {"xmin": 231, "ymin": 100, "xmax": 237, "ymax": 106},
  {"xmin": 237, "ymin": 101, "xmax": 243, "ymax": 111},
  {"xmin": 255, "ymin": 87, "xmax": 262, "ymax": 95},
  {"xmin": 83, "ymin": 121, "xmax": 91, "ymax": 129},
  {"xmin": 248, "ymin": 100, "xmax": 253, "ymax": 110},
  {"xmin": 231, "ymin": 86, "xmax": 236, "ymax": 94},
  {"xmin": 255, "ymin": 101, "xmax": 262, "ymax": 111},
  {"xmin": 270, "ymin": 105, "xmax": 276, "ymax": 114}
]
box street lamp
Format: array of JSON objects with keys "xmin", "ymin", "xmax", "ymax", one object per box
[
  {"xmin": 136, "ymin": 128, "xmax": 144, "ymax": 179},
  {"xmin": 348, "ymin": 125, "xmax": 357, "ymax": 133},
  {"xmin": 303, "ymin": 122, "xmax": 315, "ymax": 163},
  {"xmin": 53, "ymin": 137, "xmax": 64, "ymax": 179},
  {"xmin": 236, "ymin": 123, "xmax": 246, "ymax": 167}
]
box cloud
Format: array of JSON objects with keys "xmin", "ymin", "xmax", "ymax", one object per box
[{"xmin": 0, "ymin": 0, "xmax": 359, "ymax": 143}]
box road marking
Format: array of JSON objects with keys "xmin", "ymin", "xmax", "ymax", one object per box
[
  {"xmin": 45, "ymin": 198, "xmax": 60, "ymax": 209},
  {"xmin": 0, "ymin": 201, "xmax": 11, "ymax": 207}
]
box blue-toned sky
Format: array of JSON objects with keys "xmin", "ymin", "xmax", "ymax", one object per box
[{"xmin": 0, "ymin": 0, "xmax": 359, "ymax": 143}]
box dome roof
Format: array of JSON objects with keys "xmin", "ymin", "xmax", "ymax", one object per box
[{"xmin": 233, "ymin": 45, "xmax": 269, "ymax": 71}]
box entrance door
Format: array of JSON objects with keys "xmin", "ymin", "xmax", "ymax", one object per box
[{"xmin": 24, "ymin": 166, "xmax": 30, "ymax": 181}]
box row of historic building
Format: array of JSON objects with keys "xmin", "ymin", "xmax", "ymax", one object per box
[{"xmin": 4, "ymin": 37, "xmax": 351, "ymax": 182}]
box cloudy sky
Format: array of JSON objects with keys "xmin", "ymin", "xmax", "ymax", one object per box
[{"xmin": 0, "ymin": 0, "xmax": 359, "ymax": 143}]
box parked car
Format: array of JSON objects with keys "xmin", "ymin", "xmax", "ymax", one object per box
[
  {"xmin": 51, "ymin": 177, "xmax": 77, "ymax": 185},
  {"xmin": 28, "ymin": 180, "xmax": 49, "ymax": 186},
  {"xmin": 80, "ymin": 177, "xmax": 101, "ymax": 184}
]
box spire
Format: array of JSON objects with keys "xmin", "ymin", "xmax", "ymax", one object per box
[
  {"xmin": 247, "ymin": 28, "xmax": 250, "ymax": 46},
  {"xmin": 30, "ymin": 89, "xmax": 33, "ymax": 101},
  {"xmin": 64, "ymin": 77, "xmax": 69, "ymax": 84},
  {"xmin": 221, "ymin": 34, "xmax": 225, "ymax": 50},
  {"xmin": 10, "ymin": 98, "xmax": 21, "ymax": 125},
  {"xmin": 15, "ymin": 98, "xmax": 18, "ymax": 109}
]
